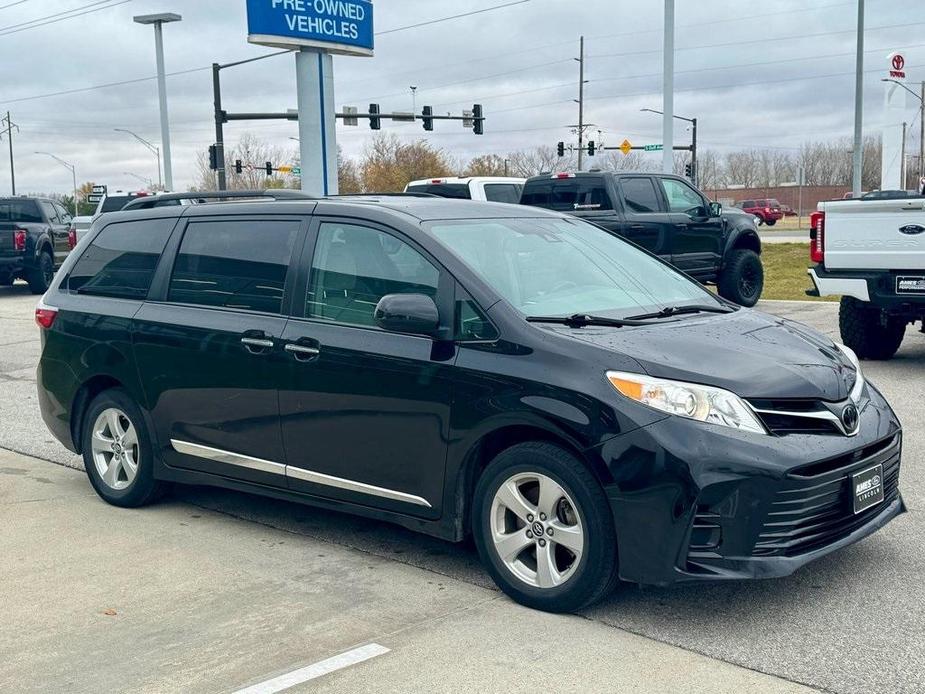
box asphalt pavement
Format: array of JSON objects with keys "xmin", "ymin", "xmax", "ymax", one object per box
[{"xmin": 1, "ymin": 282, "xmax": 923, "ymax": 693}]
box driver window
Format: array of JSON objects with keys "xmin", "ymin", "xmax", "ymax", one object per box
[
  {"xmin": 306, "ymin": 222, "xmax": 440, "ymax": 327},
  {"xmin": 660, "ymin": 178, "xmax": 705, "ymax": 214}
]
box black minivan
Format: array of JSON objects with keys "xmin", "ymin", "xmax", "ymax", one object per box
[{"xmin": 36, "ymin": 194, "xmax": 904, "ymax": 612}]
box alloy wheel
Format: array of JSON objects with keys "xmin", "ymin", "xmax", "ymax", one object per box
[
  {"xmin": 90, "ymin": 408, "xmax": 139, "ymax": 491},
  {"xmin": 489, "ymin": 472, "xmax": 585, "ymax": 589}
]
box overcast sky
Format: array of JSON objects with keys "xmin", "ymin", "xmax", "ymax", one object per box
[{"xmin": 0, "ymin": 0, "xmax": 923, "ymax": 194}]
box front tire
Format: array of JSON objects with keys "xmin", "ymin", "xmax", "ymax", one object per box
[
  {"xmin": 765, "ymin": 219, "xmax": 777, "ymax": 227},
  {"xmin": 27, "ymin": 251, "xmax": 54, "ymax": 295},
  {"xmin": 81, "ymin": 389, "xmax": 165, "ymax": 507},
  {"xmin": 472, "ymin": 442, "xmax": 618, "ymax": 613},
  {"xmin": 839, "ymin": 297, "xmax": 905, "ymax": 360},
  {"xmin": 718, "ymin": 248, "xmax": 764, "ymax": 307}
]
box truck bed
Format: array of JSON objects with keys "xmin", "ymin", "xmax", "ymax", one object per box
[{"xmin": 820, "ymin": 197, "xmax": 925, "ymax": 270}]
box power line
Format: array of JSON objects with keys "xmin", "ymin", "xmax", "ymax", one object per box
[
  {"xmin": 0, "ymin": 0, "xmax": 33, "ymax": 10},
  {"xmin": 375, "ymin": 0, "xmax": 531, "ymax": 36},
  {"xmin": 0, "ymin": 0, "xmax": 129, "ymax": 34}
]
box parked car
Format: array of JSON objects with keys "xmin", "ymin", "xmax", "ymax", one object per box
[
  {"xmin": 0, "ymin": 196, "xmax": 75, "ymax": 293},
  {"xmin": 520, "ymin": 171, "xmax": 763, "ymax": 306},
  {"xmin": 736, "ymin": 198, "xmax": 784, "ymax": 225},
  {"xmin": 36, "ymin": 192, "xmax": 903, "ymax": 612},
  {"xmin": 405, "ymin": 176, "xmax": 525, "ymax": 203},
  {"xmin": 780, "ymin": 204, "xmax": 797, "ymax": 217},
  {"xmin": 807, "ymin": 195, "xmax": 925, "ymax": 359}
]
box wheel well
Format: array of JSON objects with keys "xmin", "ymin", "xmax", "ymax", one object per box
[
  {"xmin": 454, "ymin": 425, "xmax": 610, "ymax": 540},
  {"xmin": 71, "ymin": 375, "xmax": 123, "ymax": 453},
  {"xmin": 730, "ymin": 231, "xmax": 761, "ymax": 255}
]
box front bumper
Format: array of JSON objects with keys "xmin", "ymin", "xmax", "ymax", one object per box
[{"xmin": 594, "ymin": 382, "xmax": 905, "ymax": 586}]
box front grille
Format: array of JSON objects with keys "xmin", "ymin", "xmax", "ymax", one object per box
[
  {"xmin": 752, "ymin": 435, "xmax": 901, "ymax": 557},
  {"xmin": 748, "ymin": 397, "xmax": 848, "ymax": 436}
]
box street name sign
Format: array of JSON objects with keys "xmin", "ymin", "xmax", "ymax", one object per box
[
  {"xmin": 644, "ymin": 144, "xmax": 663, "ymax": 152},
  {"xmin": 246, "ymin": 0, "xmax": 374, "ymax": 56}
]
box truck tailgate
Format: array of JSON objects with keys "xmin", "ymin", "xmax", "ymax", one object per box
[
  {"xmin": 0, "ymin": 223, "xmax": 16, "ymax": 252},
  {"xmin": 823, "ymin": 198, "xmax": 925, "ymax": 270}
]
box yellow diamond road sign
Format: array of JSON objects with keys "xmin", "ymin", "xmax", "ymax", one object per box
[
  {"xmin": 277, "ymin": 165, "xmax": 293, "ymax": 174},
  {"xmin": 620, "ymin": 139, "xmax": 633, "ymax": 155}
]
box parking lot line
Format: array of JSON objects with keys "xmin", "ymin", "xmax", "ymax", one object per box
[{"xmin": 232, "ymin": 643, "xmax": 391, "ymax": 694}]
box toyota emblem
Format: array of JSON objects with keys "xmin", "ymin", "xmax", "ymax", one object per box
[
  {"xmin": 893, "ymin": 54, "xmax": 905, "ymax": 70},
  {"xmin": 842, "ymin": 404, "xmax": 859, "ymax": 432}
]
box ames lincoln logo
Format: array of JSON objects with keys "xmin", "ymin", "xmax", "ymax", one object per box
[{"xmin": 890, "ymin": 53, "xmax": 906, "ymax": 78}]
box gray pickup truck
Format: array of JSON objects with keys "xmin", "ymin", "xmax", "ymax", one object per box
[{"xmin": 0, "ymin": 197, "xmax": 74, "ymax": 294}]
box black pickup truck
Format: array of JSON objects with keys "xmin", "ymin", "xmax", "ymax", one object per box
[
  {"xmin": 520, "ymin": 172, "xmax": 764, "ymax": 306},
  {"xmin": 0, "ymin": 197, "xmax": 74, "ymax": 294}
]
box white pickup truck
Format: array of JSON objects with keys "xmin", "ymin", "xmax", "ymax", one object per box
[
  {"xmin": 404, "ymin": 176, "xmax": 525, "ymax": 203},
  {"xmin": 807, "ymin": 195, "xmax": 925, "ymax": 359}
]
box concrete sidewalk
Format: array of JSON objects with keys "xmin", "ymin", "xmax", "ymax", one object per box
[{"xmin": 0, "ymin": 447, "xmax": 818, "ymax": 694}]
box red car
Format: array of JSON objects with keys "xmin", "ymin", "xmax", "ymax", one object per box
[{"xmin": 737, "ymin": 198, "xmax": 784, "ymax": 226}]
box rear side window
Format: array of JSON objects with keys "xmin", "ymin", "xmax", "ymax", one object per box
[
  {"xmin": 620, "ymin": 178, "xmax": 662, "ymax": 213},
  {"xmin": 67, "ymin": 220, "xmax": 174, "ymax": 299},
  {"xmin": 168, "ymin": 219, "xmax": 300, "ymax": 314},
  {"xmin": 406, "ymin": 183, "xmax": 471, "ymax": 199},
  {"xmin": 0, "ymin": 199, "xmax": 42, "ymax": 223},
  {"xmin": 306, "ymin": 222, "xmax": 439, "ymax": 327},
  {"xmin": 483, "ymin": 183, "xmax": 522, "ymax": 204},
  {"xmin": 521, "ymin": 178, "xmax": 613, "ymax": 211},
  {"xmin": 39, "ymin": 201, "xmax": 60, "ymax": 224},
  {"xmin": 99, "ymin": 196, "xmax": 136, "ymax": 213}
]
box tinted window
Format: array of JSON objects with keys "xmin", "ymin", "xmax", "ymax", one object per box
[
  {"xmin": 406, "ymin": 183, "xmax": 471, "ymax": 199},
  {"xmin": 457, "ymin": 298, "xmax": 498, "ymax": 341},
  {"xmin": 67, "ymin": 220, "xmax": 174, "ymax": 299},
  {"xmin": 54, "ymin": 202, "xmax": 71, "ymax": 223},
  {"xmin": 0, "ymin": 199, "xmax": 42, "ymax": 223},
  {"xmin": 741, "ymin": 200, "xmax": 754, "ymax": 208},
  {"xmin": 168, "ymin": 220, "xmax": 299, "ymax": 313},
  {"xmin": 99, "ymin": 196, "xmax": 137, "ymax": 213},
  {"xmin": 659, "ymin": 178, "xmax": 705, "ymax": 214},
  {"xmin": 620, "ymin": 178, "xmax": 662, "ymax": 213},
  {"xmin": 521, "ymin": 177, "xmax": 613, "ymax": 211},
  {"xmin": 307, "ymin": 223, "xmax": 439, "ymax": 327},
  {"xmin": 483, "ymin": 183, "xmax": 523, "ymax": 204}
]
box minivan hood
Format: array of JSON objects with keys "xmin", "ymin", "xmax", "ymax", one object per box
[{"xmin": 549, "ymin": 309, "xmax": 855, "ymax": 401}]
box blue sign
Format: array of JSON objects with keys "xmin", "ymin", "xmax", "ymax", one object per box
[{"xmin": 247, "ymin": 0, "xmax": 374, "ymax": 56}]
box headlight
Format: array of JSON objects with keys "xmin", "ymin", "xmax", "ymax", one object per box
[
  {"xmin": 606, "ymin": 371, "xmax": 766, "ymax": 434},
  {"xmin": 835, "ymin": 343, "xmax": 865, "ymax": 402}
]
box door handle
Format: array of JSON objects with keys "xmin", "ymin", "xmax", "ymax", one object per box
[
  {"xmin": 285, "ymin": 343, "xmax": 321, "ymax": 360},
  {"xmin": 240, "ymin": 336, "xmax": 274, "ymax": 354}
]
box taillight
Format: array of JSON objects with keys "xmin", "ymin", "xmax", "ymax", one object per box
[
  {"xmin": 35, "ymin": 301, "xmax": 58, "ymax": 330},
  {"xmin": 810, "ymin": 211, "xmax": 825, "ymax": 264},
  {"xmin": 551, "ymin": 172, "xmax": 575, "ymax": 179},
  {"xmin": 67, "ymin": 226, "xmax": 77, "ymax": 249},
  {"xmin": 13, "ymin": 228, "xmax": 26, "ymax": 251},
  {"xmin": 764, "ymin": 207, "xmax": 771, "ymax": 213}
]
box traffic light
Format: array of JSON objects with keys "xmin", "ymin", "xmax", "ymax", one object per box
[
  {"xmin": 369, "ymin": 103, "xmax": 381, "ymax": 130},
  {"xmin": 234, "ymin": 159, "xmax": 243, "ymax": 174},
  {"xmin": 684, "ymin": 163, "xmax": 692, "ymax": 179},
  {"xmin": 265, "ymin": 162, "xmax": 273, "ymax": 176},
  {"xmin": 587, "ymin": 141, "xmax": 596, "ymax": 156},
  {"xmin": 208, "ymin": 144, "xmax": 218, "ymax": 170},
  {"xmin": 422, "ymin": 106, "xmax": 434, "ymax": 131},
  {"xmin": 472, "ymin": 104, "xmax": 483, "ymax": 135},
  {"xmin": 557, "ymin": 141, "xmax": 565, "ymax": 157}
]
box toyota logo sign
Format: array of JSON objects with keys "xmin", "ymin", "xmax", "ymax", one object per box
[
  {"xmin": 889, "ymin": 52, "xmax": 906, "ymax": 79},
  {"xmin": 892, "ymin": 54, "xmax": 905, "ymax": 70}
]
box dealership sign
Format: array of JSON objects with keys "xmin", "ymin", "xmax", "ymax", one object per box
[
  {"xmin": 888, "ymin": 51, "xmax": 905, "ymax": 79},
  {"xmin": 246, "ymin": 0, "xmax": 374, "ymax": 56}
]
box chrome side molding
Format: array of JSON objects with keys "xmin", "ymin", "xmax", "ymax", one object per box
[{"xmin": 170, "ymin": 439, "xmax": 432, "ymax": 508}]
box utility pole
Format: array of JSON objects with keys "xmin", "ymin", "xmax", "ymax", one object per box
[
  {"xmin": 851, "ymin": 0, "xmax": 864, "ymax": 196},
  {"xmin": 690, "ymin": 117, "xmax": 698, "ymax": 186},
  {"xmin": 662, "ymin": 0, "xmax": 675, "ymax": 174},
  {"xmin": 213, "ymin": 63, "xmax": 227, "ymax": 190},
  {"xmin": 920, "ymin": 80, "xmax": 924, "ymax": 181},
  {"xmin": 1, "ymin": 112, "xmax": 18, "ymax": 195},
  {"xmin": 576, "ymin": 35, "xmax": 585, "ymax": 171}
]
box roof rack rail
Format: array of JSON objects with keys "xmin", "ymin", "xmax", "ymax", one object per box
[
  {"xmin": 327, "ymin": 192, "xmax": 440, "ymax": 198},
  {"xmin": 120, "ymin": 189, "xmax": 315, "ymax": 210}
]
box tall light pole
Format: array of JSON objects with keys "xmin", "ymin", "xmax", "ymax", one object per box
[
  {"xmin": 662, "ymin": 0, "xmax": 675, "ymax": 174},
  {"xmin": 114, "ymin": 128, "xmax": 161, "ymax": 189},
  {"xmin": 124, "ymin": 171, "xmax": 154, "ymax": 189},
  {"xmin": 35, "ymin": 152, "xmax": 77, "ymax": 216},
  {"xmin": 133, "ymin": 12, "xmax": 181, "ymax": 191},
  {"xmin": 852, "ymin": 0, "xmax": 864, "ymax": 196},
  {"xmin": 641, "ymin": 107, "xmax": 697, "ymax": 184},
  {"xmin": 881, "ymin": 78, "xmax": 924, "ymax": 183}
]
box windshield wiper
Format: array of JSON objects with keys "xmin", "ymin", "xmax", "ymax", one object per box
[
  {"xmin": 624, "ymin": 304, "xmax": 736, "ymax": 321},
  {"xmin": 526, "ymin": 313, "xmax": 656, "ymax": 328}
]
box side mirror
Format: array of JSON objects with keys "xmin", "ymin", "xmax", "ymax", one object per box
[
  {"xmin": 374, "ymin": 293, "xmax": 440, "ymax": 337},
  {"xmin": 709, "ymin": 201, "xmax": 723, "ymax": 217}
]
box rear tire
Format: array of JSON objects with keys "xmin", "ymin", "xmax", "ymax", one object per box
[
  {"xmin": 81, "ymin": 389, "xmax": 166, "ymax": 507},
  {"xmin": 27, "ymin": 251, "xmax": 53, "ymax": 295},
  {"xmin": 472, "ymin": 442, "xmax": 619, "ymax": 613},
  {"xmin": 839, "ymin": 297, "xmax": 905, "ymax": 360},
  {"xmin": 765, "ymin": 219, "xmax": 777, "ymax": 227},
  {"xmin": 718, "ymin": 248, "xmax": 764, "ymax": 307}
]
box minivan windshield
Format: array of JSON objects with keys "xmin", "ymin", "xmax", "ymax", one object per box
[{"xmin": 428, "ymin": 217, "xmax": 722, "ymax": 318}]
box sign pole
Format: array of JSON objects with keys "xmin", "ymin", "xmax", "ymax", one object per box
[
  {"xmin": 662, "ymin": 0, "xmax": 675, "ymax": 175},
  {"xmin": 295, "ymin": 48, "xmax": 338, "ymax": 196}
]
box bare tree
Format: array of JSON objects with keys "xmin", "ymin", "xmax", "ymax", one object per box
[
  {"xmin": 360, "ymin": 134, "xmax": 454, "ymax": 192},
  {"xmin": 191, "ymin": 133, "xmax": 297, "ymax": 191},
  {"xmin": 507, "ymin": 146, "xmax": 573, "ymax": 176}
]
